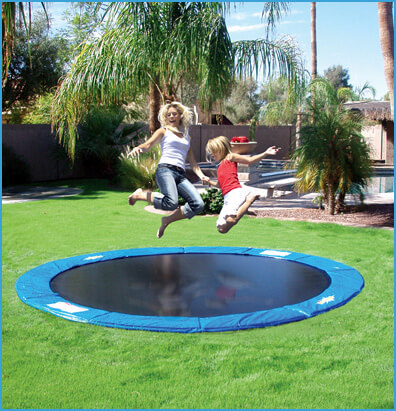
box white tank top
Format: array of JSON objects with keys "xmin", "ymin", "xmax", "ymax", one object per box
[{"xmin": 159, "ymin": 128, "xmax": 190, "ymax": 170}]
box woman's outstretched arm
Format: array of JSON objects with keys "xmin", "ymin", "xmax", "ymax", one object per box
[{"xmin": 129, "ymin": 128, "xmax": 165, "ymax": 158}]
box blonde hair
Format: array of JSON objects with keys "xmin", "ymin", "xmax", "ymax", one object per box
[
  {"xmin": 158, "ymin": 102, "xmax": 193, "ymax": 134},
  {"xmin": 206, "ymin": 136, "xmax": 232, "ymax": 161}
]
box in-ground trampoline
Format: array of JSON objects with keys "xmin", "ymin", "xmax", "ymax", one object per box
[{"xmin": 15, "ymin": 247, "xmax": 364, "ymax": 333}]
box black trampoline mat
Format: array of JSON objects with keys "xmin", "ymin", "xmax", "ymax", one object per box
[{"xmin": 50, "ymin": 253, "xmax": 331, "ymax": 317}]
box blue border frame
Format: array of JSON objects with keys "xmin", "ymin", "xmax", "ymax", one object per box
[{"xmin": 15, "ymin": 247, "xmax": 364, "ymax": 333}]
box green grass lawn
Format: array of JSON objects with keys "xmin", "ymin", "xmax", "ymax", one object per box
[{"xmin": 2, "ymin": 179, "xmax": 394, "ymax": 409}]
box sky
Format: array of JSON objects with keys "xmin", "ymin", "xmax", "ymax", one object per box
[
  {"xmin": 225, "ymin": 2, "xmax": 389, "ymax": 99},
  {"xmin": 42, "ymin": 1, "xmax": 389, "ymax": 99}
]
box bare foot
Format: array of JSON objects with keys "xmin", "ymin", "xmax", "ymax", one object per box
[
  {"xmin": 226, "ymin": 215, "xmax": 237, "ymax": 224},
  {"xmin": 247, "ymin": 194, "xmax": 260, "ymax": 204},
  {"xmin": 225, "ymin": 195, "xmax": 261, "ymax": 225},
  {"xmin": 157, "ymin": 216, "xmax": 169, "ymax": 238},
  {"xmin": 128, "ymin": 188, "xmax": 142, "ymax": 206}
]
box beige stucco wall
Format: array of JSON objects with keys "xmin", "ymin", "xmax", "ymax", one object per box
[
  {"xmin": 361, "ymin": 123, "xmax": 394, "ymax": 165},
  {"xmin": 362, "ymin": 124, "xmax": 383, "ymax": 160}
]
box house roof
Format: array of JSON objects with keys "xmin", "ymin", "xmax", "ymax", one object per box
[{"xmin": 344, "ymin": 101, "xmax": 392, "ymax": 122}]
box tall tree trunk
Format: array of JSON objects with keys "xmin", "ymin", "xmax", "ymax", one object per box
[
  {"xmin": 311, "ymin": 2, "xmax": 317, "ymax": 80},
  {"xmin": 296, "ymin": 111, "xmax": 302, "ymax": 148},
  {"xmin": 149, "ymin": 81, "xmax": 161, "ymax": 134},
  {"xmin": 326, "ymin": 183, "xmax": 336, "ymax": 215},
  {"xmin": 377, "ymin": 2, "xmax": 394, "ymax": 119},
  {"xmin": 335, "ymin": 190, "xmax": 346, "ymax": 214},
  {"xmin": 2, "ymin": 3, "xmax": 16, "ymax": 87}
]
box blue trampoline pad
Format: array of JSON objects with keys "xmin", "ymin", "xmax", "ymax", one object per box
[{"xmin": 15, "ymin": 247, "xmax": 364, "ymax": 333}]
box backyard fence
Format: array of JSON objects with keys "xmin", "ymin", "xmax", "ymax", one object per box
[
  {"xmin": 3, "ymin": 124, "xmax": 86, "ymax": 183},
  {"xmin": 2, "ymin": 124, "xmax": 296, "ymax": 183}
]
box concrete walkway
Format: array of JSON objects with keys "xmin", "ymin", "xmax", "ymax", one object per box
[
  {"xmin": 194, "ymin": 181, "xmax": 394, "ymax": 210},
  {"xmin": 145, "ymin": 182, "xmax": 393, "ymax": 216},
  {"xmin": 2, "ymin": 186, "xmax": 83, "ymax": 204},
  {"xmin": 2, "ymin": 183, "xmax": 393, "ymax": 209}
]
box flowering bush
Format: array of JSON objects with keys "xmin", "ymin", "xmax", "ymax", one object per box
[{"xmin": 231, "ymin": 136, "xmax": 250, "ymax": 143}]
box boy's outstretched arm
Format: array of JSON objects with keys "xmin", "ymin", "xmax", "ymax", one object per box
[{"xmin": 229, "ymin": 146, "xmax": 281, "ymax": 166}]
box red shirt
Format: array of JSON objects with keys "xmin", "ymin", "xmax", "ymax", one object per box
[{"xmin": 217, "ymin": 158, "xmax": 242, "ymax": 196}]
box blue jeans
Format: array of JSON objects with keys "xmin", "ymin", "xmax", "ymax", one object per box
[{"xmin": 154, "ymin": 164, "xmax": 204, "ymax": 219}]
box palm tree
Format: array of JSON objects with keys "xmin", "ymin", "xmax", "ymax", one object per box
[
  {"xmin": 261, "ymin": 2, "xmax": 290, "ymax": 33},
  {"xmin": 2, "ymin": 2, "xmax": 48, "ymax": 87},
  {"xmin": 2, "ymin": 2, "xmax": 17, "ymax": 87},
  {"xmin": 260, "ymin": 1, "xmax": 315, "ymax": 148},
  {"xmin": 310, "ymin": 2, "xmax": 317, "ymax": 79},
  {"xmin": 52, "ymin": 2, "xmax": 303, "ymax": 158},
  {"xmin": 289, "ymin": 79, "xmax": 372, "ymax": 215},
  {"xmin": 353, "ymin": 82, "xmax": 376, "ymax": 101},
  {"xmin": 259, "ymin": 71, "xmax": 311, "ymax": 149},
  {"xmin": 262, "ymin": 1, "xmax": 318, "ymax": 82},
  {"xmin": 377, "ymin": 2, "xmax": 394, "ymax": 117}
]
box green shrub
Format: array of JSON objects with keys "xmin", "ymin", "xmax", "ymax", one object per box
[
  {"xmin": 75, "ymin": 106, "xmax": 145, "ymax": 178},
  {"xmin": 2, "ymin": 144, "xmax": 31, "ymax": 186},
  {"xmin": 117, "ymin": 150, "xmax": 224, "ymax": 215},
  {"xmin": 289, "ymin": 78, "xmax": 372, "ymax": 215},
  {"xmin": 22, "ymin": 93, "xmax": 53, "ymax": 124},
  {"xmin": 200, "ymin": 188, "xmax": 224, "ymax": 214},
  {"xmin": 179, "ymin": 188, "xmax": 224, "ymax": 215},
  {"xmin": 117, "ymin": 144, "xmax": 161, "ymax": 191}
]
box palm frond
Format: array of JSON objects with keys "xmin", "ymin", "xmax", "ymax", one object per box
[
  {"xmin": 262, "ymin": 2, "xmax": 290, "ymax": 33},
  {"xmin": 355, "ymin": 81, "xmax": 376, "ymax": 100},
  {"xmin": 52, "ymin": 2, "xmax": 303, "ymax": 159},
  {"xmin": 2, "ymin": 2, "xmax": 48, "ymax": 86},
  {"xmin": 232, "ymin": 35, "xmax": 303, "ymax": 82}
]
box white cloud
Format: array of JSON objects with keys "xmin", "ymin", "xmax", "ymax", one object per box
[
  {"xmin": 280, "ymin": 19, "xmax": 307, "ymax": 26},
  {"xmin": 290, "ymin": 9, "xmax": 304, "ymax": 15},
  {"xmin": 228, "ymin": 23, "xmax": 266, "ymax": 33},
  {"xmin": 251, "ymin": 10, "xmax": 305, "ymax": 24},
  {"xmin": 230, "ymin": 12, "xmax": 249, "ymax": 21}
]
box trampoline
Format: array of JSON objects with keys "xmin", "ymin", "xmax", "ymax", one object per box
[{"xmin": 15, "ymin": 246, "xmax": 364, "ymax": 333}]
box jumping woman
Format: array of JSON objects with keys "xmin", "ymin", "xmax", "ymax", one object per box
[{"xmin": 128, "ymin": 102, "xmax": 209, "ymax": 238}]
